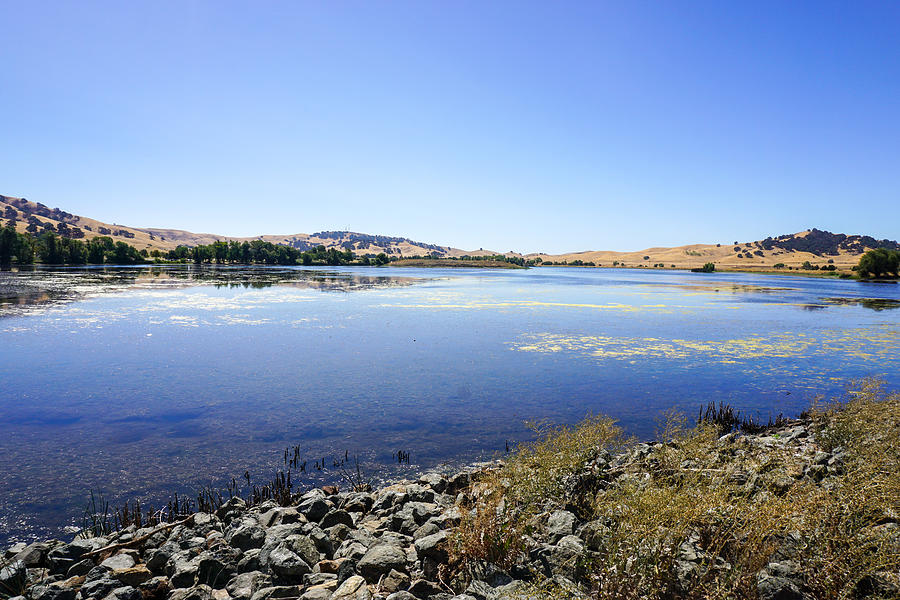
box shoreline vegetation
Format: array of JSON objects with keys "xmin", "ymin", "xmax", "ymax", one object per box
[{"xmin": 2, "ymin": 380, "xmax": 898, "ymax": 599}]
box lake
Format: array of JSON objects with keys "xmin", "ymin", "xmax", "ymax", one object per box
[{"xmin": 1, "ymin": 265, "xmax": 898, "ymax": 545}]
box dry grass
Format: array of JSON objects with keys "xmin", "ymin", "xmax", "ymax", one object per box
[{"xmin": 453, "ymin": 379, "xmax": 900, "ymax": 599}]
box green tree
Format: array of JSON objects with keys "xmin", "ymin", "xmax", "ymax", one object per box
[
  {"xmin": 857, "ymin": 248, "xmax": 900, "ymax": 278},
  {"xmin": 0, "ymin": 225, "xmax": 18, "ymax": 265}
]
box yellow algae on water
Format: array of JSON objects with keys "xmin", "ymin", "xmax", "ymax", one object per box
[{"xmin": 509, "ymin": 329, "xmax": 900, "ymax": 366}]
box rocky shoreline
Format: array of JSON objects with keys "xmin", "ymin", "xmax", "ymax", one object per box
[{"xmin": 2, "ymin": 414, "xmax": 898, "ymax": 600}]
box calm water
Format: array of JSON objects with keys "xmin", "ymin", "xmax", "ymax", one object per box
[{"xmin": 1, "ymin": 265, "xmax": 899, "ymax": 545}]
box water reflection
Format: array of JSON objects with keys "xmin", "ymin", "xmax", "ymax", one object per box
[{"xmin": 0, "ymin": 265, "xmax": 421, "ymax": 315}]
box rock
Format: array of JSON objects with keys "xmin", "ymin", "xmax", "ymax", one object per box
[
  {"xmin": 81, "ymin": 577, "xmax": 122, "ymax": 599},
  {"xmin": 546, "ymin": 510, "xmax": 576, "ymax": 542},
  {"xmin": 407, "ymin": 579, "xmax": 443, "ymax": 599},
  {"xmin": 331, "ymin": 575, "xmax": 371, "ymax": 600},
  {"xmin": 111, "ymin": 565, "xmax": 152, "ymax": 587},
  {"xmin": 168, "ymin": 556, "xmax": 200, "ymax": 589},
  {"xmin": 268, "ymin": 545, "xmax": 311, "ymax": 579},
  {"xmin": 101, "ymin": 586, "xmax": 142, "ymax": 600},
  {"xmin": 139, "ymin": 576, "xmax": 171, "ymax": 600},
  {"xmin": 258, "ymin": 507, "xmax": 304, "ymax": 528},
  {"xmin": 314, "ymin": 559, "xmax": 342, "ymax": 574},
  {"xmin": 373, "ymin": 491, "xmax": 408, "ymax": 513},
  {"xmin": 12, "ymin": 542, "xmax": 55, "ymax": 568},
  {"xmin": 215, "ymin": 498, "xmax": 247, "ymax": 522},
  {"xmin": 417, "ymin": 473, "xmax": 448, "ymax": 494},
  {"xmin": 237, "ymin": 549, "xmax": 262, "ymax": 574},
  {"xmin": 446, "ymin": 472, "xmax": 471, "ymax": 495},
  {"xmin": 227, "ymin": 523, "xmax": 267, "ymax": 551},
  {"xmin": 100, "ymin": 554, "xmax": 136, "ymax": 571},
  {"xmin": 299, "ymin": 497, "xmax": 333, "ymax": 523},
  {"xmin": 47, "ymin": 541, "xmax": 93, "ymax": 575},
  {"xmin": 386, "ymin": 593, "xmax": 417, "ymax": 600},
  {"xmin": 357, "ymin": 545, "xmax": 407, "ymax": 582},
  {"xmin": 757, "ymin": 574, "xmax": 803, "ymax": 600},
  {"xmin": 248, "ymin": 586, "xmax": 301, "ymax": 600},
  {"xmin": 32, "ymin": 587, "xmax": 76, "ymax": 600},
  {"xmin": 333, "ymin": 540, "xmax": 367, "ymax": 562},
  {"xmin": 225, "ymin": 571, "xmax": 271, "ymax": 600},
  {"xmin": 300, "ymin": 584, "xmax": 335, "ymax": 600},
  {"xmin": 281, "ymin": 535, "xmax": 320, "ymax": 567},
  {"xmin": 321, "ymin": 510, "xmax": 355, "ymax": 530},
  {"xmin": 465, "ymin": 580, "xmax": 497, "ymax": 600},
  {"xmin": 0, "ymin": 560, "xmax": 26, "ymax": 596},
  {"xmin": 171, "ymin": 584, "xmax": 216, "ymax": 600},
  {"xmin": 66, "ymin": 559, "xmax": 94, "ymax": 578},
  {"xmin": 412, "ymin": 522, "xmax": 440, "ymax": 541},
  {"xmin": 198, "ymin": 551, "xmax": 239, "ymax": 588},
  {"xmin": 413, "ymin": 531, "xmax": 448, "ymax": 563},
  {"xmin": 146, "ymin": 543, "xmax": 180, "ymax": 573},
  {"xmin": 341, "ymin": 493, "xmax": 374, "ymax": 514},
  {"xmin": 304, "ymin": 573, "xmax": 337, "ymax": 587},
  {"xmin": 336, "ymin": 559, "xmax": 357, "ymax": 585},
  {"xmin": 405, "ymin": 485, "xmax": 435, "ymax": 504},
  {"xmin": 381, "ymin": 569, "xmax": 410, "ymax": 593}
]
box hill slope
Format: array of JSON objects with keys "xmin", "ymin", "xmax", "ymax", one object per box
[
  {"xmin": 0, "ymin": 195, "xmax": 490, "ymax": 258},
  {"xmin": 2, "ymin": 194, "xmax": 893, "ymax": 269},
  {"xmin": 532, "ymin": 229, "xmax": 898, "ymax": 270}
]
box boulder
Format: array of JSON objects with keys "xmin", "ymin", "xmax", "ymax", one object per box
[
  {"xmin": 546, "ymin": 511, "xmax": 576, "ymax": 542},
  {"xmin": 331, "ymin": 575, "xmax": 371, "ymax": 600},
  {"xmin": 357, "ymin": 545, "xmax": 407, "ymax": 581}
]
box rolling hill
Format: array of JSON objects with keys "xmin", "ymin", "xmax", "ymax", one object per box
[
  {"xmin": 532, "ymin": 229, "xmax": 899, "ymax": 271},
  {"xmin": 2, "ymin": 193, "xmax": 895, "ymax": 270},
  {"xmin": 0, "ymin": 194, "xmax": 491, "ymax": 258}
]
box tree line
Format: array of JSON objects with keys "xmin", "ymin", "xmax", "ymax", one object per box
[
  {"xmin": 165, "ymin": 240, "xmax": 390, "ymax": 266},
  {"xmin": 0, "ymin": 226, "xmax": 144, "ymax": 266}
]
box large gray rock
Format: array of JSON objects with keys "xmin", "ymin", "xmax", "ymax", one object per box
[
  {"xmin": 357, "ymin": 545, "xmax": 407, "ymax": 581},
  {"xmin": 101, "ymin": 586, "xmax": 143, "ymax": 600},
  {"xmin": 413, "ymin": 531, "xmax": 448, "ymax": 563},
  {"xmin": 268, "ymin": 545, "xmax": 311, "ymax": 579},
  {"xmin": 80, "ymin": 577, "xmax": 122, "ymax": 599},
  {"xmin": 227, "ymin": 523, "xmax": 267, "ymax": 550},
  {"xmin": 168, "ymin": 556, "xmax": 200, "ymax": 589},
  {"xmin": 299, "ymin": 497, "xmax": 333, "ymax": 523},
  {"xmin": 226, "ymin": 571, "xmax": 272, "ymax": 600},
  {"xmin": 546, "ymin": 510, "xmax": 575, "ymax": 542},
  {"xmin": 170, "ymin": 584, "xmax": 215, "ymax": 600},
  {"xmin": 248, "ymin": 586, "xmax": 302, "ymax": 600},
  {"xmin": 321, "ymin": 510, "xmax": 355, "ymax": 530},
  {"xmin": 100, "ymin": 554, "xmax": 136, "ymax": 571},
  {"xmin": 331, "ymin": 575, "xmax": 371, "ymax": 600},
  {"xmin": 12, "ymin": 542, "xmax": 55, "ymax": 568}
]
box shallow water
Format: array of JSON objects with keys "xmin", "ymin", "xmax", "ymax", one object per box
[{"xmin": 1, "ymin": 265, "xmax": 898, "ymax": 545}]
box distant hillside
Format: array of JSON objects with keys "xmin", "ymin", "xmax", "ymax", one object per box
[
  {"xmin": 0, "ymin": 195, "xmax": 491, "ymax": 258},
  {"xmin": 2, "ymin": 194, "xmax": 894, "ymax": 271},
  {"xmin": 532, "ymin": 229, "xmax": 899, "ymax": 271}
]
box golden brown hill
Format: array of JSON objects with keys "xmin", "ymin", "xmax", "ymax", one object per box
[
  {"xmin": 0, "ymin": 195, "xmax": 490, "ymax": 258},
  {"xmin": 529, "ymin": 229, "xmax": 898, "ymax": 272}
]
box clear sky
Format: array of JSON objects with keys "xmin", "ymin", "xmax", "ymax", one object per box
[{"xmin": 1, "ymin": 1, "xmax": 898, "ymax": 253}]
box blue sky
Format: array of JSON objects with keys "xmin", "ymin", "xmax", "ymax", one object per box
[{"xmin": 1, "ymin": 1, "xmax": 898, "ymax": 253}]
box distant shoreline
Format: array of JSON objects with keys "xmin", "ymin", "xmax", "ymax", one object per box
[{"xmin": 389, "ymin": 259, "xmax": 526, "ymax": 269}]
